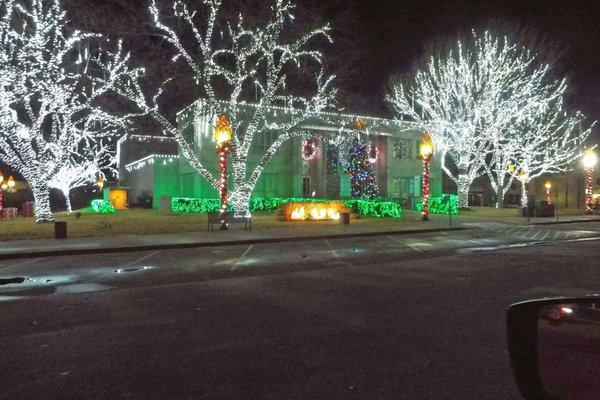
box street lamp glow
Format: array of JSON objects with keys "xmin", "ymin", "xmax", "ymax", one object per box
[
  {"xmin": 544, "ymin": 180, "xmax": 552, "ymax": 190},
  {"xmin": 419, "ymin": 132, "xmax": 434, "ymax": 161},
  {"xmin": 0, "ymin": 172, "xmax": 3, "ymax": 185},
  {"xmin": 582, "ymin": 148, "xmax": 598, "ymax": 169},
  {"xmin": 7, "ymin": 176, "xmax": 15, "ymax": 190},
  {"xmin": 214, "ymin": 114, "xmax": 233, "ymax": 148}
]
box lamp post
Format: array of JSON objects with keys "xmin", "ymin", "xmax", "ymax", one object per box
[
  {"xmin": 214, "ymin": 114, "xmax": 233, "ymax": 230},
  {"xmin": 582, "ymin": 148, "xmax": 597, "ymax": 215},
  {"xmin": 0, "ymin": 174, "xmax": 16, "ymax": 212},
  {"xmin": 419, "ymin": 131, "xmax": 434, "ymax": 221},
  {"xmin": 544, "ymin": 180, "xmax": 552, "ymax": 204}
]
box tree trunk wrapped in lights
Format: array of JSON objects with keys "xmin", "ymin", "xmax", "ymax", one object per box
[
  {"xmin": 115, "ymin": 0, "xmax": 336, "ymax": 218},
  {"xmin": 0, "ymin": 0, "xmax": 128, "ymax": 222},
  {"xmin": 387, "ymin": 31, "xmax": 587, "ymax": 209}
]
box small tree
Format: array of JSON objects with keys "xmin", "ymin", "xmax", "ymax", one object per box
[
  {"xmin": 115, "ymin": 0, "xmax": 336, "ymax": 217},
  {"xmin": 509, "ymin": 97, "xmax": 593, "ymax": 207},
  {"xmin": 48, "ymin": 143, "xmax": 115, "ymax": 213},
  {"xmin": 346, "ymin": 138, "xmax": 378, "ymax": 199},
  {"xmin": 0, "ymin": 0, "xmax": 128, "ymax": 222}
]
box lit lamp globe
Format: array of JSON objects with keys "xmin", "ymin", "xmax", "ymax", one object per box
[
  {"xmin": 0, "ymin": 172, "xmax": 4, "ymax": 186},
  {"xmin": 419, "ymin": 132, "xmax": 434, "ymax": 161},
  {"xmin": 544, "ymin": 180, "xmax": 552, "ymax": 190},
  {"xmin": 7, "ymin": 176, "xmax": 15, "ymax": 189},
  {"xmin": 214, "ymin": 114, "xmax": 233, "ymax": 147},
  {"xmin": 582, "ymin": 148, "xmax": 598, "ymax": 170}
]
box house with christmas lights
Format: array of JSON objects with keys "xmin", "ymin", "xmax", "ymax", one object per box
[{"xmin": 118, "ymin": 101, "xmax": 444, "ymax": 210}]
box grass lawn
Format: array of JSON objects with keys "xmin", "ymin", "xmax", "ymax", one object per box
[
  {"xmin": 0, "ymin": 208, "xmax": 208, "ymax": 241},
  {"xmin": 0, "ymin": 208, "xmax": 398, "ymax": 241},
  {"xmin": 0, "ymin": 205, "xmax": 591, "ymax": 241}
]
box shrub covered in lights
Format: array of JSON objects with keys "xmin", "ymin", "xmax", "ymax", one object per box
[
  {"xmin": 343, "ymin": 199, "xmax": 402, "ymax": 218},
  {"xmin": 170, "ymin": 198, "xmax": 231, "ymax": 213},
  {"xmin": 171, "ymin": 197, "xmax": 403, "ymax": 217},
  {"xmin": 415, "ymin": 194, "xmax": 459, "ymax": 215},
  {"xmin": 90, "ymin": 199, "xmax": 116, "ymax": 214}
]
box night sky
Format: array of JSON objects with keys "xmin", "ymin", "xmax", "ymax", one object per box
[
  {"xmin": 2, "ymin": 0, "xmax": 600, "ymax": 176},
  {"xmin": 61, "ymin": 0, "xmax": 600, "ymax": 122}
]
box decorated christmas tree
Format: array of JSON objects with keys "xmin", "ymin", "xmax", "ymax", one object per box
[{"xmin": 347, "ymin": 138, "xmax": 379, "ymax": 199}]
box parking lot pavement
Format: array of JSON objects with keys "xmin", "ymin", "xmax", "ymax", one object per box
[
  {"xmin": 2, "ymin": 228, "xmax": 600, "ymax": 399},
  {"xmin": 1, "ymin": 224, "xmax": 600, "ymax": 300}
]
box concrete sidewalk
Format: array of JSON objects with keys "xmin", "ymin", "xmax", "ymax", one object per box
[{"xmin": 0, "ymin": 215, "xmax": 467, "ymax": 260}]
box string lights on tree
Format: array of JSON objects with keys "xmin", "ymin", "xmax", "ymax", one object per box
[
  {"xmin": 48, "ymin": 143, "xmax": 116, "ymax": 213},
  {"xmin": 507, "ymin": 94, "xmax": 593, "ymax": 208},
  {"xmin": 0, "ymin": 0, "xmax": 128, "ymax": 222},
  {"xmin": 115, "ymin": 0, "xmax": 336, "ymax": 218},
  {"xmin": 387, "ymin": 31, "xmax": 588, "ymax": 209}
]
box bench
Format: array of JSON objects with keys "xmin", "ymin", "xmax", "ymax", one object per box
[{"xmin": 207, "ymin": 211, "xmax": 251, "ymax": 231}]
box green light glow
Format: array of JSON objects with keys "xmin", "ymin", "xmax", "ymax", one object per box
[
  {"xmin": 171, "ymin": 197, "xmax": 403, "ymax": 218},
  {"xmin": 415, "ymin": 194, "xmax": 459, "ymax": 215},
  {"xmin": 90, "ymin": 199, "xmax": 116, "ymax": 214}
]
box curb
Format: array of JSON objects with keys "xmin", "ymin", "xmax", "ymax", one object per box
[
  {"xmin": 0, "ymin": 226, "xmax": 468, "ymax": 261},
  {"xmin": 534, "ymin": 218, "xmax": 600, "ymax": 226}
]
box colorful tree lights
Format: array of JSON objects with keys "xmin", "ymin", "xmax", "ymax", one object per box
[{"xmin": 346, "ymin": 138, "xmax": 378, "ymax": 199}]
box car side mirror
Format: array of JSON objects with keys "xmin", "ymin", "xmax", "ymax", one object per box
[{"xmin": 507, "ymin": 297, "xmax": 600, "ymax": 400}]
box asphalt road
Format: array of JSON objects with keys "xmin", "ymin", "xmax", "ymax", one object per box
[{"xmin": 1, "ymin": 223, "xmax": 600, "ymax": 399}]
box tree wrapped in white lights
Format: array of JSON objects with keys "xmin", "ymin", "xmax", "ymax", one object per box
[
  {"xmin": 0, "ymin": 0, "xmax": 129, "ymax": 222},
  {"xmin": 508, "ymin": 96, "xmax": 593, "ymax": 207},
  {"xmin": 117, "ymin": 0, "xmax": 335, "ymax": 217},
  {"xmin": 387, "ymin": 31, "xmax": 566, "ymax": 208},
  {"xmin": 48, "ymin": 143, "xmax": 116, "ymax": 213}
]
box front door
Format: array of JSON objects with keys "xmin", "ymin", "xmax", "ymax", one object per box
[{"xmin": 302, "ymin": 176, "xmax": 311, "ymax": 198}]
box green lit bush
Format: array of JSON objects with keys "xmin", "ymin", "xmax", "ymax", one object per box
[
  {"xmin": 344, "ymin": 199, "xmax": 402, "ymax": 218},
  {"xmin": 171, "ymin": 197, "xmax": 402, "ymax": 217},
  {"xmin": 90, "ymin": 199, "xmax": 116, "ymax": 214},
  {"xmin": 415, "ymin": 194, "xmax": 459, "ymax": 215}
]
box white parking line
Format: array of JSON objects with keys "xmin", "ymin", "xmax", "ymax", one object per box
[
  {"xmin": 122, "ymin": 250, "xmax": 162, "ymax": 267},
  {"xmin": 324, "ymin": 239, "xmax": 341, "ymax": 260},
  {"xmin": 0, "ymin": 257, "xmax": 43, "ymax": 272},
  {"xmin": 529, "ymin": 230, "xmax": 542, "ymax": 240},
  {"xmin": 231, "ymin": 245, "xmax": 254, "ymax": 270},
  {"xmin": 388, "ymin": 236, "xmax": 425, "ymax": 252}
]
